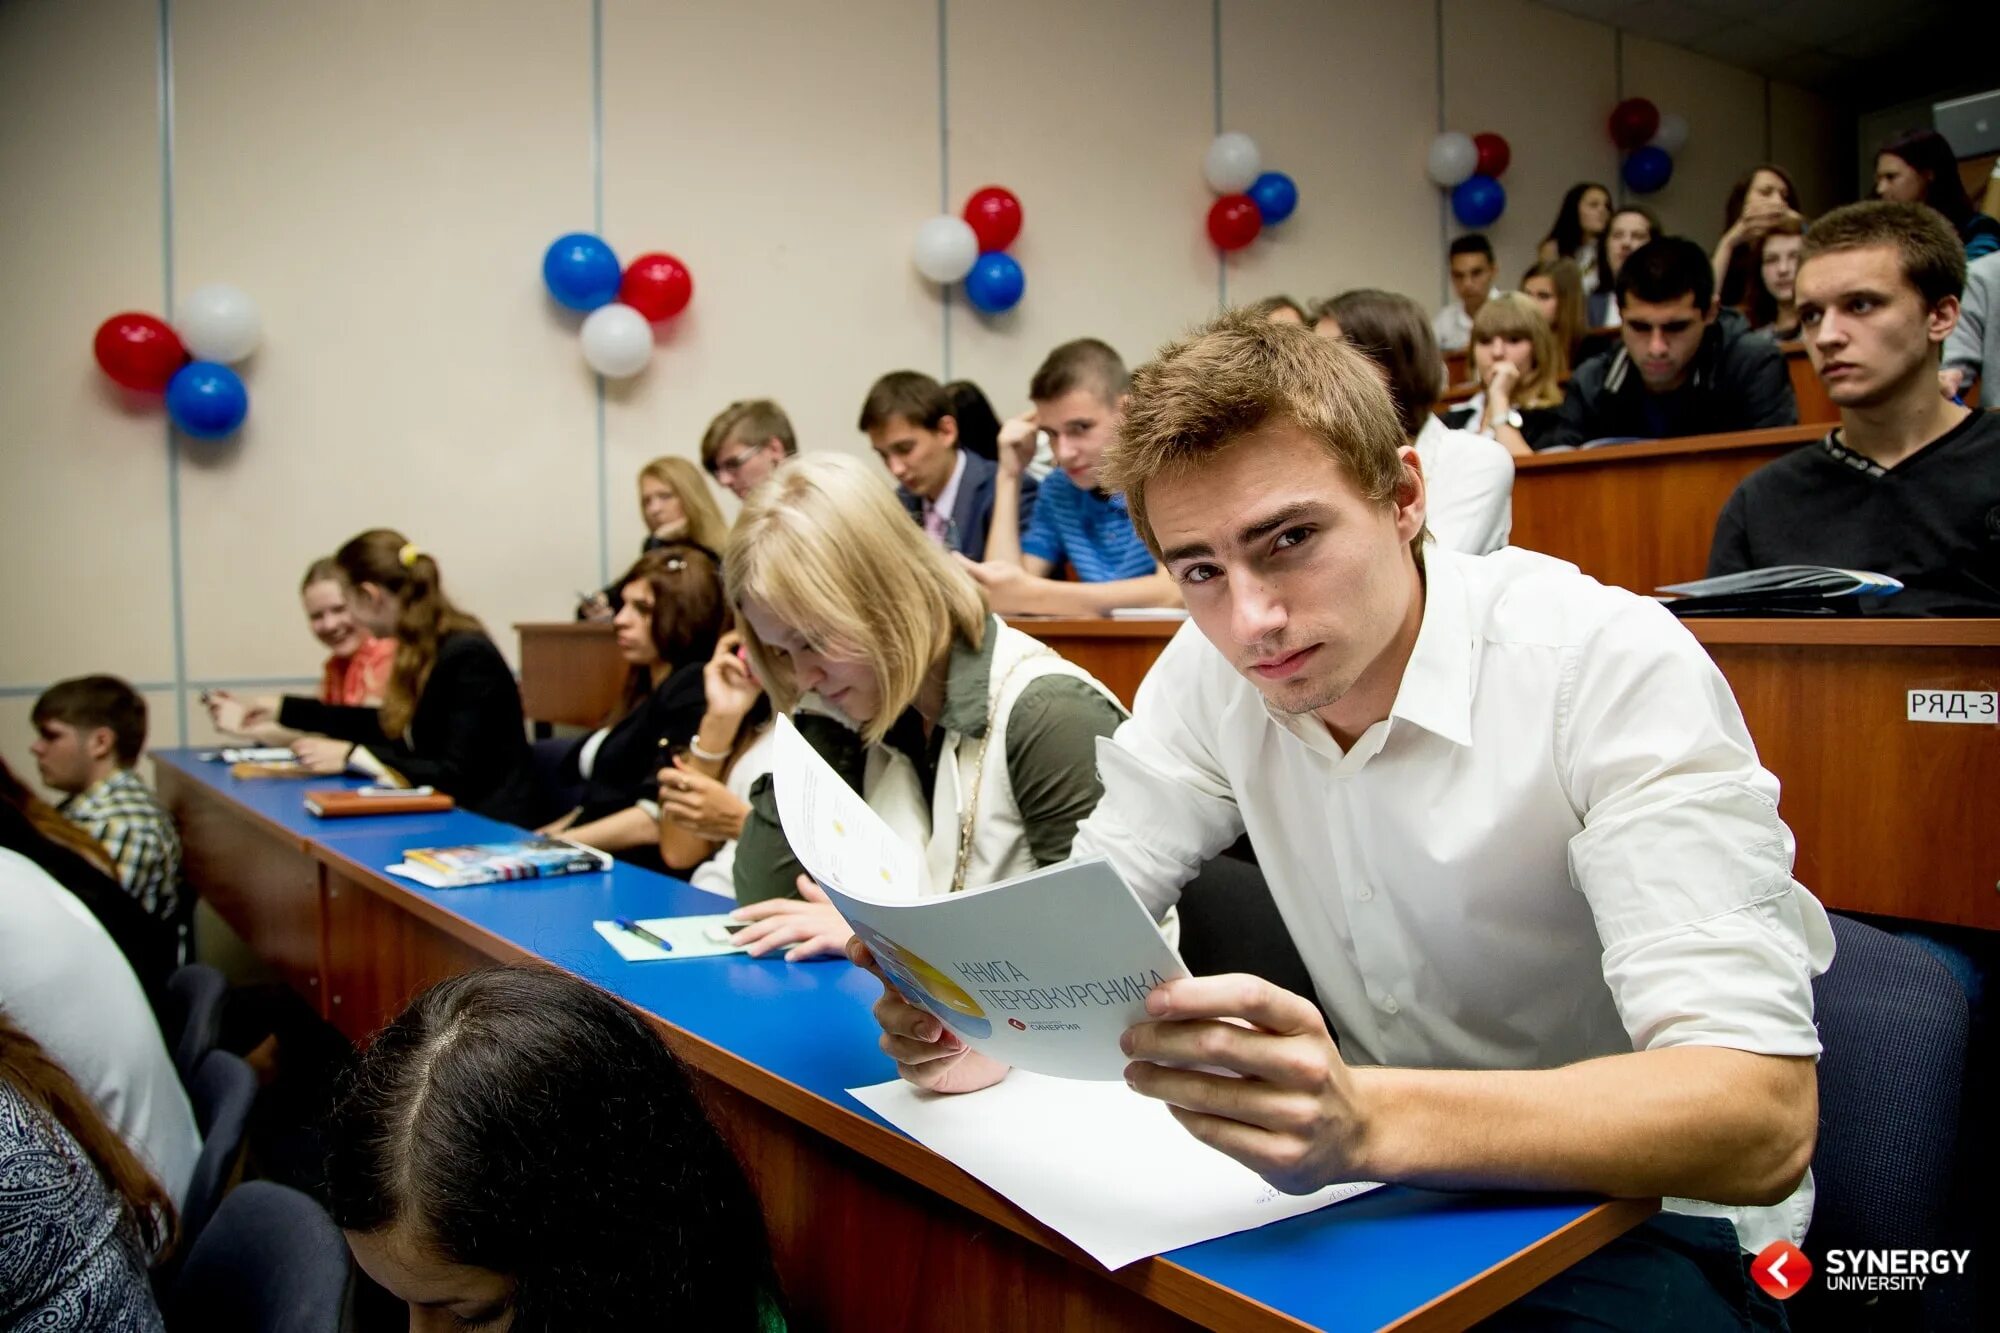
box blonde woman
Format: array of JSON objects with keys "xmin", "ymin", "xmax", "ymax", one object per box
[
  {"xmin": 1446, "ymin": 294, "xmax": 1568, "ymax": 456},
  {"xmin": 579, "ymin": 456, "xmax": 731, "ymax": 619},
  {"xmin": 723, "ymin": 455, "xmax": 1128, "ymax": 960}
]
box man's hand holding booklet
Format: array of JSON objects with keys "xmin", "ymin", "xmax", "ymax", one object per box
[{"xmin": 770, "ymin": 715, "xmax": 1378, "ymax": 1269}]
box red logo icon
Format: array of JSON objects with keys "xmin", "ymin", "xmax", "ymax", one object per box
[
  {"xmin": 1752, "ymin": 1240, "xmax": 1812, "ymax": 1300},
  {"xmin": 1007, "ymin": 1017, "xmax": 1027, "ymax": 1031}
]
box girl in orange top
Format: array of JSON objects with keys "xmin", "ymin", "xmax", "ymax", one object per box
[{"xmin": 304, "ymin": 557, "xmax": 394, "ymax": 705}]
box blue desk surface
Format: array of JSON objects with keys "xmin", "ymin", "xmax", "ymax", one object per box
[{"xmin": 157, "ymin": 748, "xmax": 1629, "ymax": 1331}]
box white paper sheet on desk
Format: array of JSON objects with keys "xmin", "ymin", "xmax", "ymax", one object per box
[
  {"xmin": 849, "ymin": 1071, "xmax": 1380, "ymax": 1269},
  {"xmin": 591, "ymin": 915, "xmax": 747, "ymax": 962}
]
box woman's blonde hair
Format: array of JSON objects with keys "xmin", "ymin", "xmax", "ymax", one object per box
[
  {"xmin": 637, "ymin": 456, "xmax": 730, "ymax": 554},
  {"xmin": 1468, "ymin": 294, "xmax": 1565, "ymax": 410},
  {"xmin": 724, "ymin": 455, "xmax": 987, "ymax": 744},
  {"xmin": 1521, "ymin": 257, "xmax": 1588, "ymax": 378}
]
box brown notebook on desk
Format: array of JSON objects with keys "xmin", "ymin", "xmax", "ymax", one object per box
[
  {"xmin": 230, "ymin": 760, "xmax": 315, "ymax": 779},
  {"xmin": 304, "ymin": 788, "xmax": 455, "ymax": 818}
]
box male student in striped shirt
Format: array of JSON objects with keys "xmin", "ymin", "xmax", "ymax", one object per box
[{"xmin": 964, "ymin": 338, "xmax": 1183, "ymax": 615}]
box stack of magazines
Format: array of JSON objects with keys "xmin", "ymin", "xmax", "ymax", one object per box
[
  {"xmin": 387, "ymin": 836, "xmax": 611, "ymax": 889},
  {"xmin": 1655, "ymin": 566, "xmax": 1903, "ymax": 616}
]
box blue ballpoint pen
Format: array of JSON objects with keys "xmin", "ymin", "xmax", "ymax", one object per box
[{"xmin": 613, "ymin": 917, "xmax": 672, "ymax": 952}]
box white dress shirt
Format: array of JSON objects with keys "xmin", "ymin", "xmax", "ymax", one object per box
[
  {"xmin": 1413, "ymin": 415, "xmax": 1514, "ymax": 555},
  {"xmin": 1071, "ymin": 545, "xmax": 1833, "ymax": 1251},
  {"xmin": 0, "ymin": 847, "xmax": 200, "ymax": 1208},
  {"xmin": 1432, "ymin": 288, "xmax": 1499, "ymax": 353},
  {"xmin": 921, "ymin": 449, "xmax": 969, "ymax": 546}
]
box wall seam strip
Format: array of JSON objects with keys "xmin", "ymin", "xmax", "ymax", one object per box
[
  {"xmin": 1212, "ymin": 0, "xmax": 1225, "ymax": 312},
  {"xmin": 937, "ymin": 0, "xmax": 952, "ymax": 380},
  {"xmin": 591, "ymin": 0, "xmax": 609, "ymax": 588},
  {"xmin": 157, "ymin": 0, "xmax": 189, "ymax": 748},
  {"xmin": 1435, "ymin": 0, "xmax": 1448, "ymax": 306},
  {"xmin": 1613, "ymin": 28, "xmax": 1626, "ymax": 207}
]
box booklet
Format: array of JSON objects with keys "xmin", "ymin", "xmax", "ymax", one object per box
[
  {"xmin": 1656, "ymin": 565, "xmax": 1902, "ymax": 616},
  {"xmin": 771, "ymin": 715, "xmax": 1187, "ymax": 1081},
  {"xmin": 386, "ymin": 836, "xmax": 611, "ymax": 889}
]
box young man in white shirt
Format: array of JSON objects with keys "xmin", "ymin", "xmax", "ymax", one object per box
[
  {"xmin": 1433, "ymin": 233, "xmax": 1499, "ymax": 353},
  {"xmin": 855, "ymin": 312, "xmax": 1831, "ymax": 1324},
  {"xmin": 698, "ymin": 398, "xmax": 797, "ymax": 502}
]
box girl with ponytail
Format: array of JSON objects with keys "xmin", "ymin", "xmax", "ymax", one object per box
[{"xmin": 212, "ymin": 530, "xmax": 549, "ymax": 825}]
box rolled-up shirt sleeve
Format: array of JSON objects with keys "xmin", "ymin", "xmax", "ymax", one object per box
[
  {"xmin": 1068, "ymin": 626, "xmax": 1247, "ymax": 921},
  {"xmin": 1558, "ymin": 599, "xmax": 1833, "ymax": 1057}
]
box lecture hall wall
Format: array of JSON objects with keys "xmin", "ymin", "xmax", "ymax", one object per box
[{"xmin": 0, "ymin": 0, "xmax": 1843, "ymax": 789}]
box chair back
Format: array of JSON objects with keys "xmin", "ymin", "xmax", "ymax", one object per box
[{"xmin": 167, "ymin": 1179, "xmax": 353, "ymax": 1333}]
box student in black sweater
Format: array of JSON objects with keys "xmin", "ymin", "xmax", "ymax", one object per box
[
  {"xmin": 542, "ymin": 544, "xmax": 725, "ymax": 869},
  {"xmin": 1708, "ymin": 202, "xmax": 2000, "ymax": 614},
  {"xmin": 211, "ymin": 529, "xmax": 548, "ymax": 825}
]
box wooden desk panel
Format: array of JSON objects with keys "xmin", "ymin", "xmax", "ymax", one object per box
[
  {"xmin": 320, "ymin": 866, "xmax": 494, "ymax": 1043},
  {"xmin": 1698, "ymin": 622, "xmax": 2000, "ymax": 931},
  {"xmin": 1005, "ymin": 617, "xmax": 1179, "ymax": 708},
  {"xmin": 1510, "ymin": 423, "xmax": 1823, "ymax": 594},
  {"xmin": 158, "ymin": 766, "xmax": 326, "ymax": 1010},
  {"xmin": 516, "ymin": 620, "xmax": 625, "ymax": 728}
]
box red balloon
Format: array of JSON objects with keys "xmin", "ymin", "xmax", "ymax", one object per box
[
  {"xmin": 619, "ymin": 253, "xmax": 693, "ymax": 322},
  {"xmin": 93, "ymin": 312, "xmax": 187, "ymax": 393},
  {"xmin": 1473, "ymin": 132, "xmax": 1511, "ymax": 178},
  {"xmin": 1608, "ymin": 98, "xmax": 1659, "ymax": 151},
  {"xmin": 1207, "ymin": 194, "xmax": 1263, "ymax": 251},
  {"xmin": 963, "ymin": 186, "xmax": 1023, "ymax": 252}
]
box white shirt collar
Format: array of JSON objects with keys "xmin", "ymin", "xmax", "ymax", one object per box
[{"xmin": 925, "ymin": 449, "xmax": 969, "ymax": 521}]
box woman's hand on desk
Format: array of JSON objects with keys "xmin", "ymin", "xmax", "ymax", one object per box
[
  {"xmin": 657, "ymin": 761, "xmax": 749, "ymax": 840},
  {"xmin": 848, "ymin": 935, "xmax": 1009, "ymax": 1094},
  {"xmin": 730, "ymin": 875, "xmax": 852, "ymax": 961},
  {"xmin": 290, "ymin": 737, "xmax": 357, "ymax": 776},
  {"xmin": 1120, "ymin": 974, "xmax": 1375, "ymax": 1196}
]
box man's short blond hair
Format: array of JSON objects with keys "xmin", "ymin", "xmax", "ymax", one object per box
[
  {"xmin": 1104, "ymin": 311, "xmax": 1422, "ymax": 558},
  {"xmin": 724, "ymin": 454, "xmax": 988, "ymax": 745}
]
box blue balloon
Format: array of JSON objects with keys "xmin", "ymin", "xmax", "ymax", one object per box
[
  {"xmin": 1248, "ymin": 171, "xmax": 1299, "ymax": 225},
  {"xmin": 1622, "ymin": 145, "xmax": 1674, "ymax": 195},
  {"xmin": 963, "ymin": 251, "xmax": 1024, "ymax": 314},
  {"xmin": 542, "ymin": 232, "xmax": 622, "ymax": 311},
  {"xmin": 165, "ymin": 361, "xmax": 248, "ymax": 439},
  {"xmin": 1450, "ymin": 174, "xmax": 1506, "ymax": 228}
]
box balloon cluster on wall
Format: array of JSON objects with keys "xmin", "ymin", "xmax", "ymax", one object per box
[
  {"xmin": 1609, "ymin": 98, "xmax": 1686, "ymax": 195},
  {"xmin": 1426, "ymin": 131, "xmax": 1511, "ymax": 228},
  {"xmin": 542, "ymin": 233, "xmax": 693, "ymax": 378},
  {"xmin": 913, "ymin": 186, "xmax": 1026, "ymax": 314},
  {"xmin": 1202, "ymin": 133, "xmax": 1297, "ymax": 251},
  {"xmin": 92, "ymin": 285, "xmax": 260, "ymax": 439}
]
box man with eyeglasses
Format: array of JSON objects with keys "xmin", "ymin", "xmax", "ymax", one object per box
[{"xmin": 700, "ymin": 399, "xmax": 798, "ymax": 501}]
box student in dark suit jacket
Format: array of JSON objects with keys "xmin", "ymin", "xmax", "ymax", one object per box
[
  {"xmin": 859, "ymin": 370, "xmax": 1037, "ymax": 560},
  {"xmin": 208, "ymin": 529, "xmax": 548, "ymax": 826}
]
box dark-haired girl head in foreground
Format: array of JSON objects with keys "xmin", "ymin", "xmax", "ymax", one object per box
[{"xmin": 328, "ymin": 965, "xmax": 782, "ymax": 1331}]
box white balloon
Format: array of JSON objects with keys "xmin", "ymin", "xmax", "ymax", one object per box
[
  {"xmin": 580, "ymin": 303, "xmax": 652, "ymax": 378},
  {"xmin": 912, "ymin": 214, "xmax": 978, "ymax": 284},
  {"xmin": 1204, "ymin": 132, "xmax": 1262, "ymax": 194},
  {"xmin": 1650, "ymin": 112, "xmax": 1690, "ymax": 155},
  {"xmin": 1426, "ymin": 132, "xmax": 1478, "ymax": 188},
  {"xmin": 177, "ymin": 283, "xmax": 262, "ymax": 363}
]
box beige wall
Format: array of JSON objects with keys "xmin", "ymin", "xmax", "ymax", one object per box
[
  {"xmin": 1442, "ymin": 0, "xmax": 1619, "ymax": 287},
  {"xmin": 0, "ymin": 0, "xmax": 1849, "ymax": 792}
]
